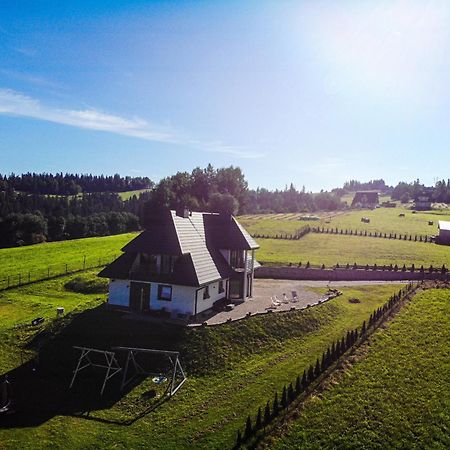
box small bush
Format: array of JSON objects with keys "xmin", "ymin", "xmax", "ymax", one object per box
[{"xmin": 64, "ymin": 275, "xmax": 108, "ymax": 294}]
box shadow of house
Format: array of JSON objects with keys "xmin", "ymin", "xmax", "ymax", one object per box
[{"xmin": 0, "ymin": 304, "xmax": 190, "ymax": 429}]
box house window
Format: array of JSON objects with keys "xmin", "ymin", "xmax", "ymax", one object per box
[
  {"xmin": 158, "ymin": 285, "xmax": 172, "ymax": 301},
  {"xmin": 218, "ymin": 280, "xmax": 224, "ymax": 293},
  {"xmin": 203, "ymin": 286, "xmax": 210, "ymax": 300}
]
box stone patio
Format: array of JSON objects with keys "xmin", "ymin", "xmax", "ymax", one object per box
[{"xmin": 188, "ymin": 279, "xmax": 405, "ymax": 326}]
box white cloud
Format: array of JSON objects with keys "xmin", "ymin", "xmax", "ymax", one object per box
[{"xmin": 0, "ymin": 88, "xmax": 262, "ymax": 158}]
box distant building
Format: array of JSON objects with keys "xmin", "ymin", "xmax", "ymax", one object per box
[
  {"xmin": 351, "ymin": 191, "xmax": 379, "ymax": 209},
  {"xmin": 99, "ymin": 208, "xmax": 259, "ymax": 317},
  {"xmin": 438, "ymin": 221, "xmax": 450, "ymax": 245},
  {"xmin": 414, "ymin": 190, "xmax": 433, "ymax": 211}
]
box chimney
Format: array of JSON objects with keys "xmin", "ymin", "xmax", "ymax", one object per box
[{"xmin": 176, "ymin": 207, "xmax": 190, "ymax": 218}]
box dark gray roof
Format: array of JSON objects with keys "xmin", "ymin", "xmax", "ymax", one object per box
[
  {"xmin": 121, "ymin": 222, "xmax": 182, "ymax": 255},
  {"xmin": 99, "ymin": 209, "xmax": 255, "ymax": 286},
  {"xmin": 203, "ymin": 214, "xmax": 259, "ymax": 250}
]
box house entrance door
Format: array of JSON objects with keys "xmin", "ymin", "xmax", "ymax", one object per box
[
  {"xmin": 129, "ymin": 282, "xmax": 150, "ymax": 312},
  {"xmin": 229, "ymin": 279, "xmax": 242, "ymax": 299}
]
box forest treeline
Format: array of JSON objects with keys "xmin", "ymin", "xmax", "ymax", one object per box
[
  {"xmin": 0, "ymin": 172, "xmax": 152, "ymax": 195},
  {"xmin": 0, "ymin": 168, "xmax": 448, "ymax": 248}
]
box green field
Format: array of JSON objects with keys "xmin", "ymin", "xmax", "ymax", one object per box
[
  {"xmin": 264, "ymin": 288, "xmax": 450, "ymax": 449},
  {"xmin": 239, "ymin": 206, "xmax": 450, "ymax": 238},
  {"xmin": 0, "ymin": 275, "xmax": 400, "ymax": 449},
  {"xmin": 118, "ymin": 188, "xmax": 151, "ymax": 200},
  {"xmin": 0, "ymin": 233, "xmax": 137, "ymax": 283},
  {"xmin": 257, "ymin": 234, "xmax": 450, "ymax": 267}
]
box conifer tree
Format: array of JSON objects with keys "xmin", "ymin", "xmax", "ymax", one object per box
[
  {"xmin": 301, "ymin": 370, "xmax": 308, "ymax": 389},
  {"xmin": 264, "ymin": 401, "xmax": 271, "ymax": 425},
  {"xmin": 361, "ymin": 321, "xmax": 367, "ymax": 336},
  {"xmin": 244, "ymin": 416, "xmax": 253, "ymax": 440},
  {"xmin": 255, "ymin": 407, "xmax": 262, "ymax": 430},
  {"xmin": 314, "ymin": 358, "xmax": 321, "ymax": 377},
  {"xmin": 325, "ymin": 347, "xmax": 331, "ymax": 366},
  {"xmin": 307, "ymin": 364, "xmax": 315, "ymax": 383},
  {"xmin": 295, "ymin": 375, "xmax": 301, "ymax": 394},
  {"xmin": 321, "ymin": 353, "xmax": 326, "ymax": 372},
  {"xmin": 331, "ymin": 342, "xmax": 336, "ymax": 361},
  {"xmin": 273, "ymin": 392, "xmax": 279, "ymax": 416},
  {"xmin": 281, "ymin": 386, "xmax": 287, "ymax": 408},
  {"xmin": 341, "ymin": 336, "xmax": 346, "ymax": 352},
  {"xmin": 288, "ymin": 382, "xmax": 295, "ymax": 402},
  {"xmin": 236, "ymin": 429, "xmax": 242, "ymax": 447}
]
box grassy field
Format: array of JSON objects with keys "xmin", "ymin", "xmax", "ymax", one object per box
[
  {"xmin": 0, "ymin": 233, "xmax": 137, "ymax": 282},
  {"xmin": 257, "ymin": 234, "xmax": 450, "ymax": 267},
  {"xmin": 264, "ymin": 288, "xmax": 450, "ymax": 449},
  {"xmin": 239, "ymin": 206, "xmax": 450, "ymax": 238},
  {"xmin": 118, "ymin": 188, "xmax": 151, "ymax": 200},
  {"xmin": 0, "ymin": 275, "xmax": 401, "ymax": 449}
]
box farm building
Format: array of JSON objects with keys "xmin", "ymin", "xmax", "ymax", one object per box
[
  {"xmin": 438, "ymin": 220, "xmax": 450, "ymax": 245},
  {"xmin": 99, "ymin": 208, "xmax": 259, "ymax": 317},
  {"xmin": 351, "ymin": 191, "xmax": 379, "ymax": 208},
  {"xmin": 414, "ymin": 195, "xmax": 432, "ymax": 211}
]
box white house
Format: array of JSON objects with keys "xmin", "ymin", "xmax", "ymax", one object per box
[{"xmin": 99, "ymin": 208, "xmax": 259, "ymax": 317}]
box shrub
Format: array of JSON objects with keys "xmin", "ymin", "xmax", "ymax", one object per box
[
  {"xmin": 272, "ymin": 392, "xmax": 279, "ymax": 416},
  {"xmin": 264, "ymin": 401, "xmax": 271, "ymax": 425},
  {"xmin": 64, "ymin": 276, "xmax": 108, "ymax": 294},
  {"xmin": 281, "ymin": 386, "xmax": 287, "ymax": 408},
  {"xmin": 244, "ymin": 416, "xmax": 252, "ymax": 440},
  {"xmin": 255, "ymin": 407, "xmax": 262, "ymax": 430},
  {"xmin": 288, "ymin": 382, "xmax": 295, "ymax": 402}
]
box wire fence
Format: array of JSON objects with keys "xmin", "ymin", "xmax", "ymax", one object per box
[{"xmin": 0, "ymin": 254, "xmax": 118, "ymax": 292}]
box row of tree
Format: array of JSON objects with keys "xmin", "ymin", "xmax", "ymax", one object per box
[
  {"xmin": 235, "ymin": 283, "xmax": 417, "ymax": 447},
  {"xmin": 0, "ymin": 173, "xmax": 152, "ymax": 195},
  {"xmin": 0, "ymin": 211, "xmax": 139, "ymax": 247}
]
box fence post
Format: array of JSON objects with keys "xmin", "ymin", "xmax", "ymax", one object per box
[
  {"xmin": 83, "ymin": 255, "xmax": 86, "ymax": 270},
  {"xmin": 65, "ymin": 263, "xmax": 68, "ymax": 274}
]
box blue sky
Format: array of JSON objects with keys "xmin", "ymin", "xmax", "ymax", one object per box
[{"xmin": 1, "ymin": 0, "xmax": 450, "ymax": 191}]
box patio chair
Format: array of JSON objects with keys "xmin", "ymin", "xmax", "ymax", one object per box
[
  {"xmin": 271, "ymin": 296, "xmax": 281, "ymax": 307},
  {"xmin": 282, "ymin": 293, "xmax": 289, "ymax": 304},
  {"xmin": 291, "ymin": 291, "xmax": 299, "ymax": 302}
]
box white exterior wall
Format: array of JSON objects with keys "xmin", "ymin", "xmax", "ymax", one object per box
[
  {"xmin": 196, "ymin": 279, "xmax": 227, "ymax": 315},
  {"xmin": 150, "ymin": 283, "xmax": 197, "ymax": 315},
  {"xmin": 108, "ymin": 279, "xmax": 130, "ymax": 307}
]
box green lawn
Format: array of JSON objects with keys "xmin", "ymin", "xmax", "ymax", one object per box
[
  {"xmin": 0, "ymin": 276, "xmax": 400, "ymax": 449},
  {"xmin": 239, "ymin": 206, "xmax": 450, "ymax": 238},
  {"xmin": 257, "ymin": 234, "xmax": 450, "ymax": 267},
  {"xmin": 265, "ymin": 288, "xmax": 450, "ymax": 449},
  {"xmin": 118, "ymin": 188, "xmax": 152, "ymax": 200},
  {"xmin": 0, "ymin": 233, "xmax": 137, "ymax": 286},
  {"xmin": 320, "ymin": 206, "xmax": 450, "ymax": 236}
]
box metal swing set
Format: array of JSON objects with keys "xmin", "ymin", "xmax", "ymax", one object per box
[{"xmin": 69, "ymin": 345, "xmax": 187, "ymax": 396}]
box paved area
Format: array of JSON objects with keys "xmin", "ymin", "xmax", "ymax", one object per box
[{"xmin": 189, "ymin": 279, "xmax": 405, "ymax": 326}]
